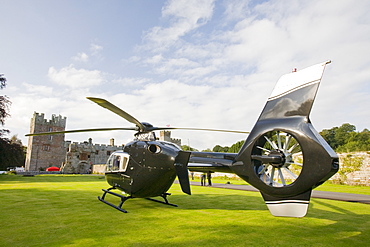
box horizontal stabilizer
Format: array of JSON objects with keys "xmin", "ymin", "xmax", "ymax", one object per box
[{"xmin": 261, "ymin": 190, "xmax": 312, "ymax": 217}]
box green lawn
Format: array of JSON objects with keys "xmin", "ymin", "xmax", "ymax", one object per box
[{"xmin": 1, "ymin": 175, "xmax": 369, "ymax": 246}]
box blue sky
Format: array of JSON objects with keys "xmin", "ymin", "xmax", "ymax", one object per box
[{"xmin": 1, "ymin": 0, "xmax": 370, "ymax": 150}]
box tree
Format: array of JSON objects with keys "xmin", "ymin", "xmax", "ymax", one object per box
[
  {"xmin": 0, "ymin": 74, "xmax": 11, "ymax": 126},
  {"xmin": 212, "ymin": 145, "xmax": 229, "ymax": 152},
  {"xmin": 0, "ymin": 74, "xmax": 6, "ymax": 89},
  {"xmin": 320, "ymin": 124, "xmax": 370, "ymax": 152},
  {"xmin": 0, "ymin": 75, "xmax": 26, "ymax": 170},
  {"xmin": 320, "ymin": 127, "xmax": 339, "ymax": 149},
  {"xmin": 0, "ymin": 137, "xmax": 26, "ymax": 170},
  {"xmin": 335, "ymin": 123, "xmax": 356, "ymax": 147},
  {"xmin": 228, "ymin": 140, "xmax": 245, "ymax": 153},
  {"xmin": 181, "ymin": 145, "xmax": 198, "ymax": 152}
]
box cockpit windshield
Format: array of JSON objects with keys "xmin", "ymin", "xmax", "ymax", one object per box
[{"xmin": 106, "ymin": 152, "xmax": 130, "ymax": 172}]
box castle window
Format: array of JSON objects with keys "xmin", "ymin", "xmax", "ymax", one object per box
[
  {"xmin": 80, "ymin": 153, "xmax": 88, "ymax": 160},
  {"xmin": 95, "ymin": 150, "xmax": 99, "ymax": 154},
  {"xmin": 42, "ymin": 145, "xmax": 50, "ymax": 151},
  {"xmin": 107, "ymin": 151, "xmax": 111, "ymax": 155}
]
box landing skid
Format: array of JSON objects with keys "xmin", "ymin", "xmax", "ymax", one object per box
[
  {"xmin": 145, "ymin": 193, "xmax": 178, "ymax": 207},
  {"xmin": 98, "ymin": 187, "xmax": 131, "ymax": 213},
  {"xmin": 98, "ymin": 188, "xmax": 178, "ymax": 213}
]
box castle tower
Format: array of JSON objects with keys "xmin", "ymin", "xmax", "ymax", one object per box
[
  {"xmin": 25, "ymin": 112, "xmax": 67, "ymax": 171},
  {"xmin": 160, "ymin": 131, "xmax": 172, "ymax": 142},
  {"xmin": 159, "ymin": 131, "xmax": 181, "ymax": 147}
]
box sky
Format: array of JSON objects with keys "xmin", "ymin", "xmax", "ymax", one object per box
[{"xmin": 1, "ymin": 0, "xmax": 370, "ymax": 151}]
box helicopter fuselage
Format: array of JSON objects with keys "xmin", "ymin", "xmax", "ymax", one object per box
[{"xmin": 105, "ymin": 140, "xmax": 182, "ymax": 198}]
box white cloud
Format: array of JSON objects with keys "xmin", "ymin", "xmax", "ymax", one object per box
[
  {"xmin": 112, "ymin": 77, "xmax": 150, "ymax": 88},
  {"xmin": 222, "ymin": 0, "xmax": 253, "ymax": 23},
  {"xmin": 90, "ymin": 43, "xmax": 103, "ymax": 56},
  {"xmin": 142, "ymin": 0, "xmax": 215, "ymax": 51},
  {"xmin": 71, "ymin": 43, "xmax": 103, "ymax": 64},
  {"xmin": 48, "ymin": 65, "xmax": 104, "ymax": 88},
  {"xmin": 72, "ymin": 52, "xmax": 89, "ymax": 63},
  {"xmin": 22, "ymin": 82, "xmax": 53, "ymax": 95}
]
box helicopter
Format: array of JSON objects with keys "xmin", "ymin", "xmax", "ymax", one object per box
[{"xmin": 26, "ymin": 60, "xmax": 338, "ymax": 217}]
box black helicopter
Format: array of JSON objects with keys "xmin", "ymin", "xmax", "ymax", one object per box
[{"xmin": 27, "ymin": 61, "xmax": 338, "ymax": 217}]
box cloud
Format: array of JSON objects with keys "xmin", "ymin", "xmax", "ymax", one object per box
[
  {"xmin": 142, "ymin": 0, "xmax": 215, "ymax": 52},
  {"xmin": 72, "ymin": 52, "xmax": 89, "ymax": 63},
  {"xmin": 90, "ymin": 43, "xmax": 103, "ymax": 55},
  {"xmin": 48, "ymin": 65, "xmax": 104, "ymax": 88},
  {"xmin": 222, "ymin": 0, "xmax": 253, "ymax": 23},
  {"xmin": 22, "ymin": 82, "xmax": 53, "ymax": 95},
  {"xmin": 71, "ymin": 43, "xmax": 103, "ymax": 63},
  {"xmin": 99, "ymin": 79, "xmax": 260, "ymax": 149}
]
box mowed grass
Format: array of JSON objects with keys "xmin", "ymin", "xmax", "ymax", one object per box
[{"xmin": 1, "ymin": 175, "xmax": 369, "ymax": 247}]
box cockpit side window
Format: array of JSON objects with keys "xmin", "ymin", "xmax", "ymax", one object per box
[
  {"xmin": 106, "ymin": 155, "xmax": 114, "ymax": 171},
  {"xmin": 113, "ymin": 156, "xmax": 121, "ymax": 170},
  {"xmin": 106, "ymin": 153, "xmax": 130, "ymax": 172},
  {"xmin": 120, "ymin": 156, "xmax": 128, "ymax": 171}
]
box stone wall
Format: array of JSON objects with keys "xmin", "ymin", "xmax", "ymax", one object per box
[
  {"xmin": 92, "ymin": 164, "xmax": 106, "ymax": 174},
  {"xmin": 61, "ymin": 138, "xmax": 123, "ymax": 174},
  {"xmin": 331, "ymin": 152, "xmax": 370, "ymax": 186}
]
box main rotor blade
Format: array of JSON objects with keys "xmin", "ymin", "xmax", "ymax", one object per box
[
  {"xmin": 26, "ymin": 127, "xmax": 137, "ymax": 136},
  {"xmin": 87, "ymin": 97, "xmax": 145, "ymax": 131},
  {"xmin": 151, "ymin": 127, "xmax": 249, "ymax": 134}
]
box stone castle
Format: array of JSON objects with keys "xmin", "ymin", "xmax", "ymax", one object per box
[{"xmin": 25, "ymin": 112, "xmax": 181, "ymax": 173}]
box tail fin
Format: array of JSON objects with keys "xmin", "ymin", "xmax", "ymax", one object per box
[
  {"xmin": 232, "ymin": 61, "xmax": 339, "ymax": 217},
  {"xmin": 260, "ymin": 60, "xmax": 331, "ymax": 120},
  {"xmin": 174, "ymin": 151, "xmax": 191, "ymax": 195}
]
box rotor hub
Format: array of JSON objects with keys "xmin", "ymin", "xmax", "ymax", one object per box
[{"xmin": 268, "ymin": 150, "xmax": 286, "ymax": 168}]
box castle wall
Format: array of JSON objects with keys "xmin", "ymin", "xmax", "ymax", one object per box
[{"xmin": 61, "ymin": 138, "xmax": 123, "ymax": 174}]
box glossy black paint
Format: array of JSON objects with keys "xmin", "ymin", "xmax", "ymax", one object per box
[
  {"xmin": 105, "ymin": 140, "xmax": 190, "ymax": 198},
  {"xmin": 232, "ymin": 84, "xmax": 339, "ymax": 197}
]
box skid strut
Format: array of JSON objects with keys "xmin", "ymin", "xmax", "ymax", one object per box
[
  {"xmin": 145, "ymin": 193, "xmax": 178, "ymax": 207},
  {"xmin": 98, "ymin": 189, "xmax": 178, "ymax": 213},
  {"xmin": 98, "ymin": 187, "xmax": 131, "ymax": 213}
]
